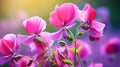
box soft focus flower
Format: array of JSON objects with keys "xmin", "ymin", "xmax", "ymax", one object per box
[
  {"xmin": 18, "ymin": 16, "xmax": 53, "ymax": 53},
  {"xmin": 49, "ymin": 3, "xmax": 79, "ymax": 40},
  {"xmin": 69, "ymin": 39, "xmax": 92, "ymax": 59},
  {"xmin": 101, "ymin": 37, "xmax": 120, "ymax": 55},
  {"xmin": 96, "ymin": 7, "xmax": 111, "ymax": 31},
  {"xmin": 96, "ymin": 7, "xmax": 110, "ymax": 24},
  {"xmin": 77, "ymin": 4, "xmax": 105, "ymax": 41},
  {"xmin": 88, "ymin": 63, "xmax": 103, "ymax": 67},
  {"xmin": 0, "ymin": 34, "xmax": 20, "ymax": 65}
]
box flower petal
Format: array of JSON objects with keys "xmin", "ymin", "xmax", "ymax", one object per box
[
  {"xmin": 17, "ymin": 34, "xmax": 36, "ymax": 45},
  {"xmin": 78, "ymin": 3, "xmax": 96, "ymax": 24},
  {"xmin": 0, "ymin": 55, "xmax": 12, "ymax": 65},
  {"xmin": 23, "ymin": 16, "xmax": 46, "ymax": 34},
  {"xmin": 0, "ymin": 39, "xmax": 12, "ymax": 56},
  {"xmin": 89, "ymin": 20, "xmax": 105, "ymax": 37},
  {"xmin": 49, "ymin": 3, "xmax": 79, "ymax": 28},
  {"xmin": 3, "ymin": 34, "xmax": 20, "ymax": 52},
  {"xmin": 48, "ymin": 29, "xmax": 63, "ymax": 40},
  {"xmin": 41, "ymin": 32, "xmax": 54, "ymax": 46}
]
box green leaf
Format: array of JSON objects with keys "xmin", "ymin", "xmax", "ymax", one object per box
[{"xmin": 63, "ymin": 59, "xmax": 73, "ymax": 66}]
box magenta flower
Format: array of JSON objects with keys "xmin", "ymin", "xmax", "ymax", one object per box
[
  {"xmin": 54, "ymin": 47, "xmax": 72, "ymax": 67},
  {"xmin": 49, "ymin": 3, "xmax": 79, "ymax": 40},
  {"xmin": 18, "ymin": 16, "xmax": 53, "ymax": 53},
  {"xmin": 77, "ymin": 4, "xmax": 105, "ymax": 41},
  {"xmin": 16, "ymin": 56, "xmax": 35, "ymax": 67},
  {"xmin": 0, "ymin": 34, "xmax": 20, "ymax": 65},
  {"xmin": 101, "ymin": 37, "xmax": 120, "ymax": 55},
  {"xmin": 88, "ymin": 63, "xmax": 103, "ymax": 67},
  {"xmin": 9, "ymin": 56, "xmax": 35, "ymax": 67},
  {"xmin": 69, "ymin": 39, "xmax": 92, "ymax": 59}
]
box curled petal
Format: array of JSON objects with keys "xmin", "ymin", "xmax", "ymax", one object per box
[
  {"xmin": 78, "ymin": 3, "xmax": 96, "ymax": 24},
  {"xmin": 3, "ymin": 34, "xmax": 20, "ymax": 52},
  {"xmin": 23, "ymin": 16, "xmax": 46, "ymax": 34},
  {"xmin": 89, "ymin": 21, "xmax": 105, "ymax": 37}
]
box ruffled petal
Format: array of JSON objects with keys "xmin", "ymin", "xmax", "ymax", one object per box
[
  {"xmin": 23, "ymin": 16, "xmax": 46, "ymax": 34},
  {"xmin": 89, "ymin": 20, "xmax": 105, "ymax": 37},
  {"xmin": 49, "ymin": 3, "xmax": 79, "ymax": 28},
  {"xmin": 78, "ymin": 3, "xmax": 96, "ymax": 24},
  {"xmin": 3, "ymin": 34, "xmax": 20, "ymax": 52}
]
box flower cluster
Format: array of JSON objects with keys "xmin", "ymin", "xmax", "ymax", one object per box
[{"xmin": 0, "ymin": 3, "xmax": 105, "ymax": 67}]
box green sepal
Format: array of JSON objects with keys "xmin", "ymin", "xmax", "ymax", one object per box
[{"xmin": 63, "ymin": 59, "xmax": 73, "ymax": 66}]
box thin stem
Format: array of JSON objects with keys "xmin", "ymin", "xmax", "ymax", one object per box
[
  {"xmin": 74, "ymin": 41, "xmax": 77, "ymax": 67},
  {"xmin": 66, "ymin": 28, "xmax": 76, "ymax": 67},
  {"xmin": 75, "ymin": 23, "xmax": 84, "ymax": 67},
  {"xmin": 77, "ymin": 54, "xmax": 84, "ymax": 67}
]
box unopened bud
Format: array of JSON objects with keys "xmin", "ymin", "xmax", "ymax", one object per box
[
  {"xmin": 67, "ymin": 36, "xmax": 73, "ymax": 41},
  {"xmin": 80, "ymin": 23, "xmax": 89, "ymax": 30},
  {"xmin": 78, "ymin": 32, "xmax": 84, "ymax": 36},
  {"xmin": 58, "ymin": 41, "xmax": 66, "ymax": 46},
  {"xmin": 33, "ymin": 39, "xmax": 42, "ymax": 43}
]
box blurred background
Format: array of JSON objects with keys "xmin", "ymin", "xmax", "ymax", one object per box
[{"xmin": 0, "ymin": 0, "xmax": 120, "ymax": 67}]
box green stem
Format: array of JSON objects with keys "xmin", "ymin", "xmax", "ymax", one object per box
[
  {"xmin": 66, "ymin": 28, "xmax": 76, "ymax": 67},
  {"xmin": 77, "ymin": 54, "xmax": 84, "ymax": 67},
  {"xmin": 74, "ymin": 41, "xmax": 77, "ymax": 67},
  {"xmin": 74, "ymin": 23, "xmax": 84, "ymax": 67}
]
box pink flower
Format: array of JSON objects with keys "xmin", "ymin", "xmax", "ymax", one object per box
[
  {"xmin": 77, "ymin": 4, "xmax": 105, "ymax": 41},
  {"xmin": 88, "ymin": 63, "xmax": 103, "ymax": 67},
  {"xmin": 9, "ymin": 56, "xmax": 35, "ymax": 67},
  {"xmin": 53, "ymin": 47, "xmax": 71, "ymax": 67},
  {"xmin": 69, "ymin": 39, "xmax": 92, "ymax": 59},
  {"xmin": 18, "ymin": 16, "xmax": 53, "ymax": 53},
  {"xmin": 0, "ymin": 34, "xmax": 20, "ymax": 65},
  {"xmin": 49, "ymin": 3, "xmax": 79, "ymax": 40},
  {"xmin": 101, "ymin": 37, "xmax": 120, "ymax": 55}
]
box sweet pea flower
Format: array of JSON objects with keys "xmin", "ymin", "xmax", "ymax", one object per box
[
  {"xmin": 69, "ymin": 39, "xmax": 92, "ymax": 59},
  {"xmin": 0, "ymin": 34, "xmax": 20, "ymax": 65},
  {"xmin": 18, "ymin": 16, "xmax": 54, "ymax": 53},
  {"xmin": 9, "ymin": 55, "xmax": 35, "ymax": 67},
  {"xmin": 88, "ymin": 63, "xmax": 103, "ymax": 67},
  {"xmin": 77, "ymin": 3, "xmax": 105, "ymax": 41},
  {"xmin": 53, "ymin": 47, "xmax": 72, "ymax": 67},
  {"xmin": 101, "ymin": 37, "xmax": 120, "ymax": 55},
  {"xmin": 16, "ymin": 56, "xmax": 35, "ymax": 67},
  {"xmin": 49, "ymin": 3, "xmax": 79, "ymax": 40}
]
